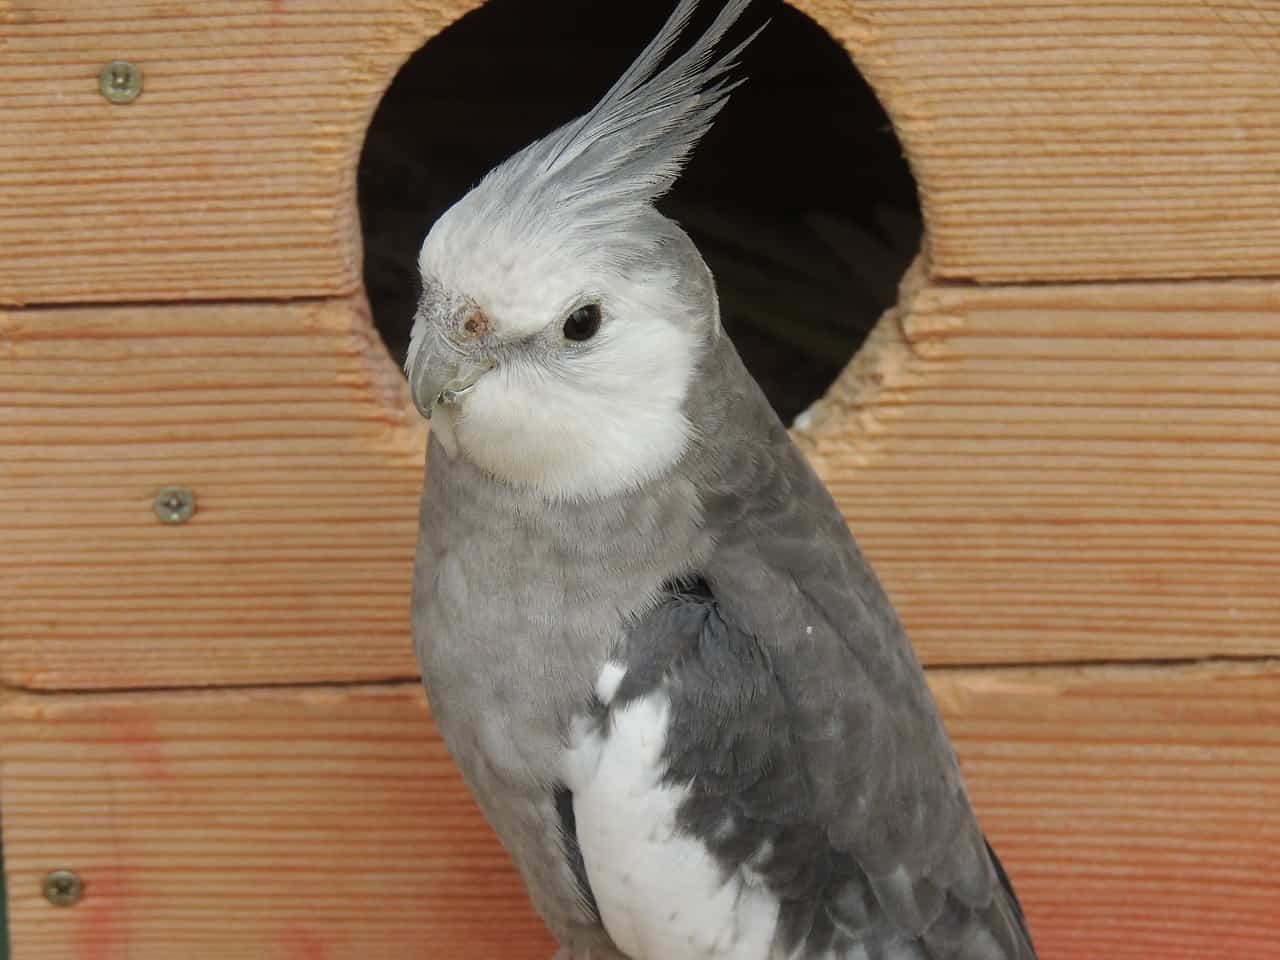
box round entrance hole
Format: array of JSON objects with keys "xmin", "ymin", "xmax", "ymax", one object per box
[{"xmin": 358, "ymin": 0, "xmax": 921, "ymax": 424}]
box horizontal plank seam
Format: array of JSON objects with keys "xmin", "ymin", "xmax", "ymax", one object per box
[
  {"xmin": 4, "ymin": 655, "xmax": 1279, "ymax": 698},
  {"xmin": 0, "ymin": 292, "xmax": 346, "ymax": 314},
  {"xmin": 929, "ymin": 271, "xmax": 1280, "ymax": 290},
  {"xmin": 923, "ymin": 653, "xmax": 1280, "ymax": 673},
  {"xmin": 7, "ymin": 272, "xmax": 1280, "ymax": 318},
  {"xmin": 0, "ymin": 674, "xmax": 423, "ymax": 698}
]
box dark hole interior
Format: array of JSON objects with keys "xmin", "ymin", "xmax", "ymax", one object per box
[{"xmin": 358, "ymin": 0, "xmax": 921, "ymax": 424}]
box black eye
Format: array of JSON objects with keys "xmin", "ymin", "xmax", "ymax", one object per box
[{"xmin": 563, "ymin": 303, "xmax": 602, "ymax": 342}]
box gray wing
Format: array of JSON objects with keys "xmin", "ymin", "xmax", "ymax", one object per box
[
  {"xmin": 619, "ymin": 370, "xmax": 1037, "ymax": 958},
  {"xmin": 618, "ymin": 576, "xmax": 1035, "ymax": 959}
]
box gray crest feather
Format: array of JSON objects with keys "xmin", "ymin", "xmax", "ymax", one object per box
[
  {"xmin": 538, "ymin": 0, "xmax": 760, "ymax": 203},
  {"xmin": 430, "ymin": 0, "xmax": 761, "ymax": 264}
]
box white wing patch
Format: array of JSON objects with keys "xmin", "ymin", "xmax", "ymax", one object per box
[
  {"xmin": 595, "ymin": 661, "xmax": 628, "ymax": 705},
  {"xmin": 563, "ymin": 664, "xmax": 783, "ymax": 960}
]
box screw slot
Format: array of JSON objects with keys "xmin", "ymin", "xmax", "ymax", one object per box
[
  {"xmin": 153, "ymin": 486, "xmax": 196, "ymax": 524},
  {"xmin": 43, "ymin": 870, "xmax": 85, "ymax": 907},
  {"xmin": 99, "ymin": 60, "xmax": 143, "ymax": 104}
]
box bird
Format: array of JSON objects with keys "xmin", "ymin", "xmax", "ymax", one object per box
[{"xmin": 405, "ymin": 1, "xmax": 1038, "ymax": 957}]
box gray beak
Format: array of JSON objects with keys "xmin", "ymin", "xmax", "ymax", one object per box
[{"xmin": 408, "ymin": 331, "xmax": 495, "ymax": 420}]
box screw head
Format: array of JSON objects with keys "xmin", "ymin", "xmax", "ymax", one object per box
[
  {"xmin": 99, "ymin": 60, "xmax": 143, "ymax": 104},
  {"xmin": 153, "ymin": 486, "xmax": 196, "ymax": 524},
  {"xmin": 43, "ymin": 870, "xmax": 85, "ymax": 907}
]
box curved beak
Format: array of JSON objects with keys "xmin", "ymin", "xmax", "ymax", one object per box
[{"xmin": 408, "ymin": 330, "xmax": 495, "ymax": 421}]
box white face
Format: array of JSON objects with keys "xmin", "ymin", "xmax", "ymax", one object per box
[{"xmin": 409, "ymin": 217, "xmax": 717, "ymax": 503}]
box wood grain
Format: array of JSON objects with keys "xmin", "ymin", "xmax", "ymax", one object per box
[
  {"xmin": 0, "ymin": 0, "xmax": 484, "ymax": 306},
  {"xmin": 0, "ymin": 297, "xmax": 427, "ymax": 690},
  {"xmin": 7, "ymin": 277, "xmax": 1280, "ymax": 689},
  {"xmin": 5, "ymin": 0, "xmax": 1277, "ymax": 306},
  {"xmin": 934, "ymin": 660, "xmax": 1280, "ymax": 960},
  {"xmin": 2, "ymin": 664, "xmax": 1277, "ymax": 959},
  {"xmin": 0, "ymin": 683, "xmax": 554, "ymax": 960},
  {"xmin": 799, "ymin": 0, "xmax": 1280, "ymax": 282},
  {"xmin": 795, "ymin": 268, "xmax": 1280, "ymax": 665}
]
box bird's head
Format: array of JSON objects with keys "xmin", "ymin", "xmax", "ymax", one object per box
[{"xmin": 406, "ymin": 0, "xmax": 759, "ymax": 502}]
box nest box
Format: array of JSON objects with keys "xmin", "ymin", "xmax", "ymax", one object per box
[{"xmin": 2, "ymin": 2, "xmax": 1278, "ymax": 958}]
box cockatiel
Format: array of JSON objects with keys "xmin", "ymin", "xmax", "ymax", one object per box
[{"xmin": 407, "ymin": 1, "xmax": 1038, "ymax": 958}]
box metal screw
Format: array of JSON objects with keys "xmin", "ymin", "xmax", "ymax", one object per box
[
  {"xmin": 43, "ymin": 870, "xmax": 85, "ymax": 907},
  {"xmin": 99, "ymin": 60, "xmax": 143, "ymax": 104},
  {"xmin": 153, "ymin": 486, "xmax": 196, "ymax": 524}
]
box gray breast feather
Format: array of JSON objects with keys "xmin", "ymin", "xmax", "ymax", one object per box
[{"xmin": 611, "ymin": 569, "xmax": 1036, "ymax": 959}]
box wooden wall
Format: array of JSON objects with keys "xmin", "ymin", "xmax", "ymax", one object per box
[{"xmin": 3, "ymin": 2, "xmax": 1279, "ymax": 958}]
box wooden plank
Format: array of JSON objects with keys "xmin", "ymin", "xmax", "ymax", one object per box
[
  {"xmin": 797, "ymin": 0, "xmax": 1280, "ymax": 282},
  {"xmin": 936, "ymin": 660, "xmax": 1280, "ymax": 960},
  {"xmin": 7, "ymin": 274, "xmax": 1280, "ymax": 688},
  {"xmin": 795, "ymin": 269, "xmax": 1280, "ymax": 665},
  {"xmin": 0, "ymin": 298, "xmax": 426, "ymax": 690},
  {"xmin": 0, "ymin": 683, "xmax": 554, "ymax": 960},
  {"xmin": 0, "ymin": 0, "xmax": 484, "ymax": 305},
  {"xmin": 7, "ymin": 2, "xmax": 1277, "ymax": 306},
  {"xmin": 2, "ymin": 663, "xmax": 1277, "ymax": 958}
]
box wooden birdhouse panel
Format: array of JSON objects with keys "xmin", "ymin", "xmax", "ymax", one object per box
[
  {"xmin": 0, "ymin": 685, "xmax": 554, "ymax": 959},
  {"xmin": 796, "ymin": 269, "xmax": 1280, "ymax": 665},
  {"xmin": 3, "ymin": 0, "xmax": 1280, "ymax": 957},
  {"xmin": 5, "ymin": 276, "xmax": 1279, "ymax": 688},
  {"xmin": 2, "ymin": 666, "xmax": 1277, "ymax": 959},
  {"xmin": 813, "ymin": 0, "xmax": 1280, "ymax": 282},
  {"xmin": 934, "ymin": 660, "xmax": 1280, "ymax": 960},
  {"xmin": 0, "ymin": 299, "xmax": 423, "ymax": 690},
  {"xmin": 0, "ymin": 1, "xmax": 482, "ymax": 306},
  {"xmin": 6, "ymin": 0, "xmax": 1278, "ymax": 307}
]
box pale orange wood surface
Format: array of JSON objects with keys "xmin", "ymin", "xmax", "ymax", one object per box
[
  {"xmin": 935, "ymin": 660, "xmax": 1280, "ymax": 960},
  {"xmin": 6, "ymin": 2, "xmax": 1278, "ymax": 307},
  {"xmin": 2, "ymin": 665, "xmax": 1277, "ymax": 959},
  {"xmin": 0, "ymin": 683, "xmax": 555, "ymax": 960},
  {"xmin": 0, "ymin": 297, "xmax": 427, "ymax": 690},
  {"xmin": 7, "ymin": 278, "xmax": 1280, "ymax": 690},
  {"xmin": 798, "ymin": 0, "xmax": 1280, "ymax": 283},
  {"xmin": 0, "ymin": 0, "xmax": 484, "ymax": 306},
  {"xmin": 796, "ymin": 269, "xmax": 1280, "ymax": 666}
]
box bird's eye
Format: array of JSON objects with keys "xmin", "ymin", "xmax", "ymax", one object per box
[{"xmin": 562, "ymin": 303, "xmax": 602, "ymax": 342}]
